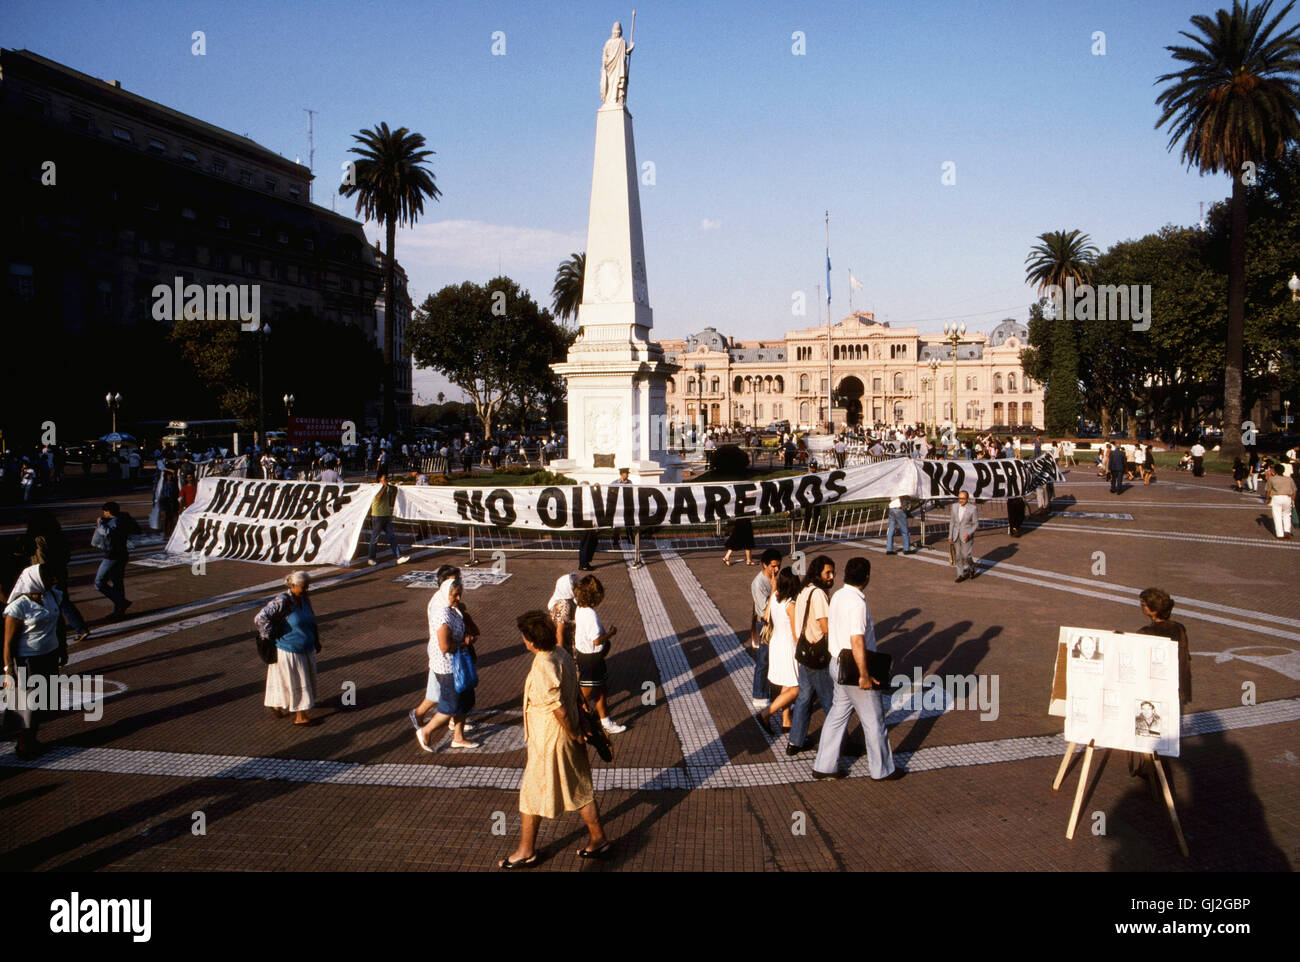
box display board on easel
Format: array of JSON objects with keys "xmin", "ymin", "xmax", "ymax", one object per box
[{"xmin": 1049, "ymin": 626, "xmax": 1188, "ymax": 857}]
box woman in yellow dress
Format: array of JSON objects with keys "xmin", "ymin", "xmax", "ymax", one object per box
[{"xmin": 499, "ymin": 609, "xmax": 611, "ymax": 868}]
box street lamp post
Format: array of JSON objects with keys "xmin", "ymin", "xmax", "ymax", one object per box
[
  {"xmin": 283, "ymin": 393, "xmax": 295, "ymax": 433},
  {"xmin": 942, "ymin": 321, "xmax": 966, "ymax": 431},
  {"xmin": 104, "ymin": 392, "xmax": 122, "ymax": 449},
  {"xmin": 256, "ymin": 323, "xmax": 272, "ymax": 447},
  {"xmin": 927, "ymin": 357, "xmax": 940, "ymax": 437},
  {"xmin": 1289, "ymin": 272, "xmax": 1300, "ymax": 302},
  {"xmin": 695, "ymin": 362, "xmax": 707, "ymax": 445}
]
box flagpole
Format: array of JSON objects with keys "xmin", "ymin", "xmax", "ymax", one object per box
[
  {"xmin": 825, "ymin": 211, "xmax": 832, "ymax": 434},
  {"xmin": 848, "ymin": 268, "xmax": 853, "ymax": 315}
]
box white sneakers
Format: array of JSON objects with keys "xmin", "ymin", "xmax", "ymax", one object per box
[
  {"xmin": 415, "ymin": 727, "xmax": 433, "ymax": 752},
  {"xmin": 396, "ymin": 556, "xmax": 410, "ymax": 565},
  {"xmin": 448, "ymin": 719, "xmax": 475, "ymax": 732},
  {"xmin": 752, "ymin": 698, "xmax": 771, "ymax": 709},
  {"xmin": 601, "ymin": 718, "xmax": 627, "ymax": 734},
  {"xmin": 366, "ymin": 559, "xmax": 377, "ymax": 567}
]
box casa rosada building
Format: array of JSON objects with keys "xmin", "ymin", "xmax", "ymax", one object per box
[{"xmin": 658, "ymin": 312, "xmax": 1044, "ymax": 433}]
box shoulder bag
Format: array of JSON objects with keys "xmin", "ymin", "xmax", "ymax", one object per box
[
  {"xmin": 794, "ymin": 587, "xmax": 831, "ymax": 670},
  {"xmin": 451, "ymin": 643, "xmax": 478, "ymax": 693},
  {"xmin": 576, "ymin": 696, "xmax": 613, "ymax": 763}
]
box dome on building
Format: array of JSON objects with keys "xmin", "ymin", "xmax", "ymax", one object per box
[
  {"xmin": 685, "ymin": 327, "xmax": 729, "ymax": 352},
  {"xmin": 988, "ymin": 318, "xmax": 1028, "ymax": 347}
]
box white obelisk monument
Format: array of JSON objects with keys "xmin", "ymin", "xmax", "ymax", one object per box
[{"xmin": 550, "ymin": 20, "xmax": 681, "ymax": 484}]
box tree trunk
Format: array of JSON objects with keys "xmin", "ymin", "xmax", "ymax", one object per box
[
  {"xmin": 1100, "ymin": 405, "xmax": 1112, "ymax": 439},
  {"xmin": 1222, "ymin": 174, "xmax": 1247, "ymax": 457},
  {"xmin": 383, "ymin": 218, "xmax": 397, "ymax": 436}
]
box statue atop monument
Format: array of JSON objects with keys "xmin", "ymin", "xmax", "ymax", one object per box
[{"xmin": 601, "ymin": 20, "xmax": 634, "ymax": 105}]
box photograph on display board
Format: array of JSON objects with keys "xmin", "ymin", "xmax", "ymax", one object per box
[{"xmin": 1061, "ymin": 628, "xmax": 1181, "ymax": 757}]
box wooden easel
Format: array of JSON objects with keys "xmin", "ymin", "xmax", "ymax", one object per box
[{"xmin": 1053, "ymin": 741, "xmax": 1189, "ymax": 857}]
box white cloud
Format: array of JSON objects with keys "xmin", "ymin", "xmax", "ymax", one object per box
[
  {"xmin": 390, "ymin": 219, "xmax": 585, "ymax": 271},
  {"xmin": 700, "ymin": 218, "xmax": 721, "ymax": 231}
]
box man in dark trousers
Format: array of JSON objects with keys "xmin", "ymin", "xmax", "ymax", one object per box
[
  {"xmin": 94, "ymin": 501, "xmax": 139, "ymax": 620},
  {"xmin": 1108, "ymin": 444, "xmax": 1128, "ymax": 495}
]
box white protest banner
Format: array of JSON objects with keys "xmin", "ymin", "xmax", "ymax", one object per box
[
  {"xmin": 395, "ymin": 454, "xmax": 1061, "ymax": 532},
  {"xmin": 166, "ymin": 477, "xmax": 379, "ymax": 565},
  {"xmin": 1061, "ymin": 626, "xmax": 1181, "ymax": 757}
]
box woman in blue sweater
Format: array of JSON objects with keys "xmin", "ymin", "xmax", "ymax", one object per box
[{"xmin": 255, "ymin": 571, "xmax": 320, "ymax": 726}]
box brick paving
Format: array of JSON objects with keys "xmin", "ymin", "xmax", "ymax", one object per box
[{"xmin": 1, "ymin": 466, "xmax": 1297, "ymax": 871}]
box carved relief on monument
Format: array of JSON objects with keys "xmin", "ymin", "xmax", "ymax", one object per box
[
  {"xmin": 632, "ymin": 259, "xmax": 648, "ymax": 304},
  {"xmin": 584, "ymin": 396, "xmax": 624, "ymax": 456},
  {"xmin": 594, "ymin": 258, "xmax": 623, "ymax": 301}
]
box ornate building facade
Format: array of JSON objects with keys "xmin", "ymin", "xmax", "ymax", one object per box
[{"xmin": 658, "ymin": 312, "xmax": 1043, "ymax": 433}]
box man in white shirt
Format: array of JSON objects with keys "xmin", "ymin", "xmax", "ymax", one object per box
[
  {"xmin": 812, "ymin": 557, "xmax": 900, "ymax": 781},
  {"xmin": 1190, "ymin": 440, "xmax": 1206, "ymax": 477}
]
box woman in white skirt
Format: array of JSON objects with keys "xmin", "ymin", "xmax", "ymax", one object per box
[
  {"xmin": 757, "ymin": 568, "xmax": 801, "ymax": 734},
  {"xmin": 255, "ymin": 570, "xmax": 319, "ymax": 726}
]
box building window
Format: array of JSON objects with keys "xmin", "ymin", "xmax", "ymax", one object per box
[
  {"xmin": 8, "ymin": 263, "xmax": 35, "ymax": 300},
  {"xmin": 303, "ymin": 237, "xmax": 314, "ymax": 251},
  {"xmin": 1008, "ymin": 373, "xmax": 1018, "ymax": 392},
  {"xmin": 775, "ymin": 375, "xmax": 784, "ymax": 392},
  {"xmin": 820, "ymin": 378, "xmax": 828, "ymax": 394},
  {"xmin": 248, "ymin": 223, "xmax": 261, "ymax": 238},
  {"xmin": 265, "ymin": 178, "xmax": 277, "ymax": 191},
  {"xmin": 97, "ymin": 279, "xmax": 113, "ymax": 314},
  {"xmin": 112, "ymin": 126, "xmax": 133, "ymax": 143},
  {"xmin": 1022, "ymin": 403, "xmax": 1032, "ymax": 424},
  {"xmin": 143, "ymin": 197, "xmax": 160, "ymax": 211},
  {"xmin": 873, "ymin": 377, "xmax": 882, "ymax": 392},
  {"xmin": 276, "ymin": 231, "xmax": 289, "ymax": 244},
  {"xmin": 686, "ymin": 377, "xmax": 695, "ymax": 394},
  {"xmin": 147, "ymin": 138, "xmax": 166, "ymax": 153},
  {"xmin": 216, "ymin": 215, "xmax": 230, "ymax": 230},
  {"xmin": 240, "ymin": 170, "xmax": 253, "ymax": 185},
  {"xmin": 799, "ymin": 374, "xmax": 809, "ymax": 392},
  {"xmin": 800, "ymin": 402, "xmax": 809, "ymax": 422},
  {"xmin": 1007, "ymin": 402, "xmax": 1019, "ymax": 425},
  {"xmin": 212, "ymin": 157, "xmax": 227, "ymax": 175},
  {"xmin": 994, "ymin": 374, "xmax": 1004, "ymax": 393},
  {"xmin": 181, "ymin": 207, "xmax": 197, "ymax": 220},
  {"xmin": 894, "ymin": 372, "xmax": 904, "ymax": 392},
  {"xmin": 710, "ymin": 377, "xmax": 719, "ymax": 393},
  {"xmin": 70, "ymin": 112, "xmax": 90, "ymax": 133},
  {"xmin": 138, "ymin": 237, "xmax": 154, "ymax": 255},
  {"xmin": 994, "ymin": 402, "xmax": 1004, "ymax": 424},
  {"xmin": 289, "ymin": 185, "xmax": 301, "ymax": 199}
]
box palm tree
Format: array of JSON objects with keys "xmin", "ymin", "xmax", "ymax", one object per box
[
  {"xmin": 1026, "ymin": 230, "xmax": 1099, "ymax": 437},
  {"xmin": 1156, "ymin": 0, "xmax": 1300, "ymax": 456},
  {"xmin": 436, "ymin": 391, "xmax": 445, "ymax": 405},
  {"xmin": 340, "ymin": 123, "xmax": 440, "ymax": 433},
  {"xmin": 551, "ymin": 252, "xmax": 585, "ymax": 328}
]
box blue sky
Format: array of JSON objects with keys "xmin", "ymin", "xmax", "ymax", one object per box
[{"xmin": 4, "ymin": 0, "xmax": 1249, "ymax": 401}]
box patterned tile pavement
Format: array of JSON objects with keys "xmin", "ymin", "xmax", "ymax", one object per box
[{"xmin": 1, "ymin": 467, "xmax": 1297, "ymax": 871}]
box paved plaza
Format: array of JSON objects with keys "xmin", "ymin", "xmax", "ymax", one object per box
[{"xmin": 1, "ymin": 467, "xmax": 1297, "ymax": 872}]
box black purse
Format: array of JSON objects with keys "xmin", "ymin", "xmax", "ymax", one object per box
[
  {"xmin": 837, "ymin": 649, "xmax": 892, "ymax": 687},
  {"xmin": 576, "ymin": 696, "xmax": 613, "ymax": 763},
  {"xmin": 793, "ymin": 587, "xmax": 832, "ymax": 670}
]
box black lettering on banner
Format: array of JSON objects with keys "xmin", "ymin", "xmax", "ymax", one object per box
[
  {"xmin": 571, "ymin": 487, "xmax": 594, "ymax": 529},
  {"xmin": 254, "ymin": 484, "xmax": 277, "ymax": 520},
  {"xmin": 989, "ymin": 461, "xmax": 1006, "ymax": 499},
  {"xmin": 251, "ymin": 523, "xmax": 267, "ymax": 560},
  {"xmin": 638, "ymin": 486, "xmax": 668, "ymax": 527},
  {"xmin": 920, "ymin": 461, "xmax": 943, "ymax": 497},
  {"xmin": 702, "ymin": 486, "xmax": 731, "ymax": 522},
  {"xmin": 1003, "ymin": 462, "xmax": 1022, "ymax": 497},
  {"xmin": 972, "ymin": 462, "xmax": 992, "ymax": 498},
  {"xmin": 266, "ymin": 525, "xmax": 284, "ymax": 563},
  {"xmin": 825, "ymin": 471, "xmax": 848, "ymax": 500},
  {"xmin": 285, "ymin": 525, "xmax": 308, "ymax": 562},
  {"xmin": 272, "ymin": 484, "xmax": 303, "ymax": 521},
  {"xmin": 943, "ymin": 462, "xmax": 966, "ymax": 496},
  {"xmin": 303, "ymin": 521, "xmax": 326, "ymax": 562},
  {"xmin": 294, "ymin": 484, "xmax": 321, "ymax": 522},
  {"xmin": 210, "ymin": 478, "xmax": 233, "ymax": 513},
  {"xmin": 669, "ymin": 486, "xmax": 701, "ymax": 525},
  {"xmin": 592, "ymin": 485, "xmax": 620, "ymax": 528},
  {"xmin": 236, "ymin": 482, "xmax": 262, "ymax": 517},
  {"xmin": 732, "ymin": 483, "xmax": 758, "ymax": 517},
  {"xmin": 621, "ymin": 483, "xmax": 635, "ymax": 523},
  {"xmin": 222, "ymin": 522, "xmax": 245, "ymax": 559},
  {"xmin": 454, "ymin": 490, "xmax": 487, "ymax": 523},
  {"xmin": 485, "ymin": 489, "xmax": 516, "ymax": 527},
  {"xmin": 796, "ymin": 474, "xmax": 822, "ymax": 508},
  {"xmin": 536, "ymin": 488, "xmax": 567, "ymax": 528},
  {"xmin": 317, "ymin": 484, "xmax": 340, "ymax": 519},
  {"xmin": 759, "ymin": 478, "xmax": 796, "ymax": 514}
]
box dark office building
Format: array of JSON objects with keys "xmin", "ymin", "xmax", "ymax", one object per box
[{"xmin": 0, "ymin": 48, "xmax": 410, "ymax": 443}]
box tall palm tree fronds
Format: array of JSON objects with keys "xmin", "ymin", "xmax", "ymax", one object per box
[
  {"xmin": 551, "ymin": 252, "xmax": 585, "ymax": 328},
  {"xmin": 1025, "ymin": 229, "xmax": 1099, "ymax": 299},
  {"xmin": 1155, "ymin": 0, "xmax": 1300, "ymax": 455},
  {"xmin": 339, "ymin": 122, "xmax": 441, "ymax": 433}
]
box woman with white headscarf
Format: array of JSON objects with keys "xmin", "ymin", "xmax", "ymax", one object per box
[
  {"xmin": 255, "ymin": 570, "xmax": 319, "ymax": 726},
  {"xmin": 3, "ymin": 563, "xmax": 67, "ymax": 759},
  {"xmin": 409, "ymin": 566, "xmax": 479, "ymax": 735},
  {"xmin": 547, "ymin": 572, "xmax": 580, "ymax": 652},
  {"xmin": 414, "ymin": 569, "xmax": 479, "ymax": 751}
]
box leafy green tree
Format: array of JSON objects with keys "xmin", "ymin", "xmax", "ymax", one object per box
[
  {"xmin": 551, "ymin": 252, "xmax": 585, "ymax": 328},
  {"xmin": 339, "ymin": 123, "xmax": 440, "ymax": 434},
  {"xmin": 1024, "ymin": 229, "xmax": 1098, "ymax": 436},
  {"xmin": 1155, "ymin": 0, "xmax": 1300, "ymax": 456},
  {"xmin": 408, "ymin": 277, "xmax": 569, "ymax": 438}
]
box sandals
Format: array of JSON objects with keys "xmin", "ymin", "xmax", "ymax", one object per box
[
  {"xmin": 498, "ymin": 853, "xmax": 539, "ymax": 870},
  {"xmin": 577, "ymin": 841, "xmax": 613, "ymax": 859},
  {"xmin": 450, "ymin": 740, "xmax": 480, "ymax": 750}
]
